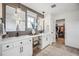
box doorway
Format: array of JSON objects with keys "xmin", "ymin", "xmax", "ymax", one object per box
[{"xmin": 56, "ymin": 19, "xmax": 65, "ymax": 45}]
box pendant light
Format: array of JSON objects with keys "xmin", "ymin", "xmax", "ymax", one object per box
[
  {"xmin": 51, "ymin": 4, "xmax": 56, "ymax": 8},
  {"xmin": 15, "ymin": 3, "xmax": 22, "ymax": 33},
  {"xmin": 17, "ymin": 3, "xmax": 22, "ymax": 13},
  {"xmin": 42, "ymin": 11, "xmax": 45, "ymax": 17},
  {"xmin": 15, "ymin": 3, "xmax": 22, "ymax": 23},
  {"xmin": 15, "ymin": 3, "xmax": 21, "ymax": 18}
]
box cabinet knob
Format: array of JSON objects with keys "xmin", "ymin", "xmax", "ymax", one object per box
[
  {"xmin": 20, "ymin": 42, "xmax": 23, "ymax": 44},
  {"xmin": 29, "ymin": 40, "xmax": 31, "ymax": 42},
  {"xmin": 20, "ymin": 47, "xmax": 23, "ymax": 53},
  {"xmin": 6, "ymin": 45, "xmax": 9, "ymax": 48}
]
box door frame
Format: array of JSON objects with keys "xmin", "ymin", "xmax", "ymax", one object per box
[{"xmin": 55, "ymin": 19, "xmax": 65, "ymax": 45}]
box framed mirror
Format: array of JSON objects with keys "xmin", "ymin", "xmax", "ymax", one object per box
[
  {"xmin": 16, "ymin": 9, "xmax": 26, "ymax": 31},
  {"xmin": 6, "ymin": 5, "xmax": 26, "ymax": 32},
  {"xmin": 6, "ymin": 5, "xmax": 17, "ymax": 32},
  {"xmin": 27, "ymin": 10, "xmax": 37, "ymax": 32}
]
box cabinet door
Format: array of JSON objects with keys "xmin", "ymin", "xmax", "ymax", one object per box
[
  {"xmin": 41, "ymin": 35, "xmax": 47, "ymax": 49},
  {"xmin": 26, "ymin": 38, "xmax": 32, "ymax": 56},
  {"xmin": 41, "ymin": 35, "xmax": 49, "ymax": 49},
  {"xmin": 44, "ymin": 35, "xmax": 49, "ymax": 47},
  {"xmin": 46, "ymin": 34, "xmax": 50, "ymax": 44},
  {"xmin": 2, "ymin": 47, "xmax": 20, "ymax": 56},
  {"xmin": 21, "ymin": 38, "xmax": 32, "ymax": 56},
  {"xmin": 48, "ymin": 34, "xmax": 53, "ymax": 44}
]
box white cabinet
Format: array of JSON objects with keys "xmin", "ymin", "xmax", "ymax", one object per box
[
  {"xmin": 2, "ymin": 47, "xmax": 20, "ymax": 56},
  {"xmin": 2, "ymin": 42, "xmax": 20, "ymax": 56},
  {"xmin": 40, "ymin": 33, "xmax": 52, "ymax": 49},
  {"xmin": 48, "ymin": 33, "xmax": 54, "ymax": 44},
  {"xmin": 0, "ymin": 37, "xmax": 33, "ymax": 56},
  {"xmin": 46, "ymin": 34, "xmax": 50, "ymax": 45},
  {"xmin": 40, "ymin": 34, "xmax": 49, "ymax": 49},
  {"xmin": 46, "ymin": 34, "xmax": 52, "ymax": 44},
  {"xmin": 20, "ymin": 38, "xmax": 32, "ymax": 56}
]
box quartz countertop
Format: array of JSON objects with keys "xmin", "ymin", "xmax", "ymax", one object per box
[{"xmin": 0, "ymin": 32, "xmax": 51, "ymax": 44}]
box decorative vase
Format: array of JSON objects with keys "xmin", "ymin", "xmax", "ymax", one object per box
[{"xmin": 32, "ymin": 29, "xmax": 35, "ymax": 35}]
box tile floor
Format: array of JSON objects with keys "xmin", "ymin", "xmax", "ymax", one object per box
[{"xmin": 36, "ymin": 43, "xmax": 79, "ymax": 56}]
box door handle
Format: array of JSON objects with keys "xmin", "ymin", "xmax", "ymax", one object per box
[
  {"xmin": 21, "ymin": 47, "xmax": 23, "ymax": 52},
  {"xmin": 6, "ymin": 45, "xmax": 9, "ymax": 48},
  {"xmin": 20, "ymin": 46, "xmax": 23, "ymax": 53},
  {"xmin": 46, "ymin": 38, "xmax": 48, "ymax": 41},
  {"xmin": 20, "ymin": 47, "xmax": 21, "ymax": 53},
  {"xmin": 29, "ymin": 40, "xmax": 31, "ymax": 42},
  {"xmin": 20, "ymin": 42, "xmax": 23, "ymax": 44}
]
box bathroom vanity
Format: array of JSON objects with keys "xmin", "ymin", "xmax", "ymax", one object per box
[
  {"xmin": 0, "ymin": 33, "xmax": 51, "ymax": 56},
  {"xmin": 0, "ymin": 3, "xmax": 52, "ymax": 56},
  {"xmin": 0, "ymin": 35, "xmax": 32, "ymax": 56}
]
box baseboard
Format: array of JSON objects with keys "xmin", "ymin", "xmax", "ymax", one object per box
[{"xmin": 65, "ymin": 45, "xmax": 79, "ymax": 50}]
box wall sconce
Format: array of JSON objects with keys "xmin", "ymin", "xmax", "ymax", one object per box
[
  {"xmin": 42, "ymin": 11, "xmax": 45, "ymax": 32},
  {"xmin": 0, "ymin": 18, "xmax": 3, "ymax": 24},
  {"xmin": 0, "ymin": 19, "xmax": 2, "ymax": 24},
  {"xmin": 0, "ymin": 18, "xmax": 6, "ymax": 35}
]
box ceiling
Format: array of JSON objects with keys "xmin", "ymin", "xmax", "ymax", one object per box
[{"xmin": 22, "ymin": 3, "xmax": 79, "ymax": 15}]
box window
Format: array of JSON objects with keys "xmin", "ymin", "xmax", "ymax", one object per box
[{"xmin": 27, "ymin": 15, "xmax": 35, "ymax": 29}]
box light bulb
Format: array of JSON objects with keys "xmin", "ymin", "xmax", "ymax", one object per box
[{"xmin": 17, "ymin": 8, "xmax": 21, "ymax": 13}]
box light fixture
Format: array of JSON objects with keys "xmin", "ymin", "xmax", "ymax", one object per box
[
  {"xmin": 15, "ymin": 3, "xmax": 22, "ymax": 24},
  {"xmin": 15, "ymin": 3, "xmax": 22, "ymax": 16},
  {"xmin": 0, "ymin": 18, "xmax": 2, "ymax": 24},
  {"xmin": 17, "ymin": 3, "xmax": 22, "ymax": 13},
  {"xmin": 42, "ymin": 11, "xmax": 45, "ymax": 19},
  {"xmin": 42, "ymin": 11, "xmax": 45, "ymax": 15},
  {"xmin": 51, "ymin": 4, "xmax": 56, "ymax": 8}
]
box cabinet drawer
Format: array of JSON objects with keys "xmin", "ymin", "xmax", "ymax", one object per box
[
  {"xmin": 27, "ymin": 38, "xmax": 32, "ymax": 44},
  {"xmin": 2, "ymin": 43, "xmax": 14, "ymax": 51},
  {"xmin": 14, "ymin": 38, "xmax": 32, "ymax": 47},
  {"xmin": 14, "ymin": 40, "xmax": 25, "ymax": 47}
]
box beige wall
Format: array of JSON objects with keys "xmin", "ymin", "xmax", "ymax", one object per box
[{"xmin": 0, "ymin": 3, "xmax": 2, "ymax": 18}]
